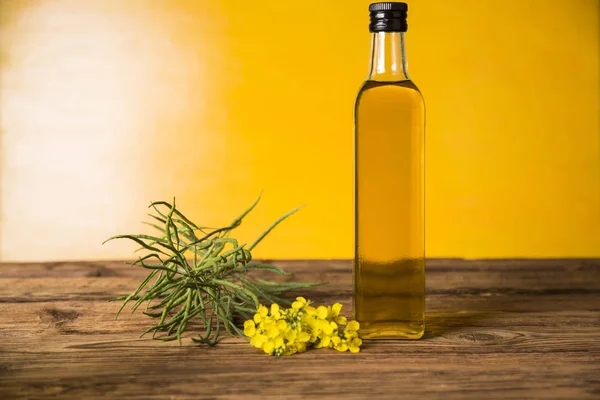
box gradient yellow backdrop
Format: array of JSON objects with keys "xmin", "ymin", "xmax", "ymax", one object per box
[{"xmin": 1, "ymin": 0, "xmax": 598, "ymax": 261}]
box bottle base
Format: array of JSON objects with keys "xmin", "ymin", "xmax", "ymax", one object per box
[{"xmin": 359, "ymin": 321, "xmax": 425, "ymax": 340}]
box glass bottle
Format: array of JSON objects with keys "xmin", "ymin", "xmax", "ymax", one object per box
[{"xmin": 353, "ymin": 2, "xmax": 426, "ymax": 339}]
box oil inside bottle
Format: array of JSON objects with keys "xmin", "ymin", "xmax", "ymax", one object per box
[{"xmin": 354, "ymin": 79, "xmax": 425, "ymax": 339}]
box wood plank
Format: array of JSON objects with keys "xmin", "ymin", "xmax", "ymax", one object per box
[
  {"xmin": 2, "ymin": 259, "xmax": 599, "ymax": 290},
  {"xmin": 0, "ymin": 258, "xmax": 600, "ymax": 287},
  {"xmin": 1, "ymin": 260, "xmax": 599, "ymax": 399},
  {"xmin": 1, "ymin": 276, "xmax": 599, "ymax": 313},
  {"xmin": 1, "ymin": 301, "xmax": 599, "ymax": 350},
  {"xmin": 2, "ymin": 259, "xmax": 599, "ymax": 313},
  {"xmin": 2, "ymin": 350, "xmax": 598, "ymax": 400}
]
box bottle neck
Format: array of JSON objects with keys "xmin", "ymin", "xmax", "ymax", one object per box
[{"xmin": 367, "ymin": 32, "xmax": 409, "ymax": 82}]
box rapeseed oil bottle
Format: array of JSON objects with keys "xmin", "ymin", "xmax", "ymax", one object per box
[{"xmin": 353, "ymin": 2, "xmax": 426, "ymax": 339}]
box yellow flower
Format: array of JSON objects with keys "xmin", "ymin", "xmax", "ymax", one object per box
[
  {"xmin": 250, "ymin": 333, "xmax": 268, "ymax": 349},
  {"xmin": 344, "ymin": 330, "xmax": 358, "ymax": 340},
  {"xmin": 328, "ymin": 321, "xmax": 338, "ymax": 334},
  {"xmin": 294, "ymin": 342, "xmax": 307, "ymax": 353},
  {"xmin": 335, "ymin": 341, "xmax": 349, "ymax": 352},
  {"xmin": 243, "ymin": 299, "xmax": 362, "ymax": 356},
  {"xmin": 331, "ymin": 335, "xmax": 343, "ymax": 349},
  {"xmin": 346, "ymin": 320, "xmax": 360, "ymax": 333},
  {"xmin": 326, "ymin": 320, "xmax": 364, "ymax": 353},
  {"xmin": 292, "ymin": 296, "xmax": 307, "ymax": 310},
  {"xmin": 264, "ymin": 320, "xmax": 280, "ymax": 338},
  {"xmin": 253, "ymin": 304, "xmax": 269, "ymax": 324},
  {"xmin": 349, "ymin": 337, "xmax": 362, "ymax": 353},
  {"xmin": 302, "ymin": 316, "xmax": 322, "ymax": 342},
  {"xmin": 296, "ymin": 331, "xmax": 311, "ymax": 343},
  {"xmin": 328, "ymin": 303, "xmax": 347, "ymax": 325},
  {"xmin": 269, "ymin": 336, "xmax": 284, "ymax": 352},
  {"xmin": 305, "ymin": 305, "xmax": 317, "ymax": 316},
  {"xmin": 343, "ymin": 320, "xmax": 360, "ymax": 342},
  {"xmin": 331, "ymin": 335, "xmax": 350, "ymax": 352},
  {"xmin": 316, "ymin": 306, "xmax": 328, "ymax": 320},
  {"xmin": 263, "ymin": 339, "xmax": 275, "ymax": 354},
  {"xmin": 270, "ymin": 303, "xmax": 281, "ymax": 319},
  {"xmin": 284, "ymin": 328, "xmax": 297, "ymax": 343},
  {"xmin": 243, "ymin": 320, "xmax": 256, "ymax": 337},
  {"xmin": 314, "ymin": 335, "xmax": 331, "ymax": 348}
]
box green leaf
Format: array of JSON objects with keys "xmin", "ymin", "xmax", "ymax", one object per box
[
  {"xmin": 246, "ymin": 262, "xmax": 291, "ymax": 276},
  {"xmin": 106, "ymin": 192, "xmax": 322, "ymax": 348},
  {"xmin": 248, "ymin": 205, "xmax": 304, "ymax": 251}
]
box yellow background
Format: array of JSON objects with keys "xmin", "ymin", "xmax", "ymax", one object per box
[{"xmin": 1, "ymin": 0, "xmax": 598, "ymax": 261}]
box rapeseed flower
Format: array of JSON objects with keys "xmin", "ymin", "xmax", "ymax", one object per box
[{"xmin": 243, "ymin": 297, "xmax": 362, "ymax": 356}]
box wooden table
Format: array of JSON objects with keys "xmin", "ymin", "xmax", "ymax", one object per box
[{"xmin": 1, "ymin": 259, "xmax": 599, "ymax": 399}]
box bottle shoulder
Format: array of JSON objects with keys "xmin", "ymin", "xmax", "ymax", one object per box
[{"xmin": 358, "ymin": 79, "xmax": 422, "ymax": 94}]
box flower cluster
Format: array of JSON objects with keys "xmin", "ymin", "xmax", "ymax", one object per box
[{"xmin": 243, "ymin": 297, "xmax": 362, "ymax": 356}]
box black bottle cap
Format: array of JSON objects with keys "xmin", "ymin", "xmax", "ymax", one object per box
[{"xmin": 369, "ymin": 2, "xmax": 408, "ymax": 33}]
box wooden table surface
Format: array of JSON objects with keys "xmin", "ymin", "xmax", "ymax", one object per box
[{"xmin": 1, "ymin": 259, "xmax": 599, "ymax": 399}]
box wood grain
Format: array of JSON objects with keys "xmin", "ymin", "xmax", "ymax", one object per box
[{"xmin": 1, "ymin": 259, "xmax": 599, "ymax": 400}]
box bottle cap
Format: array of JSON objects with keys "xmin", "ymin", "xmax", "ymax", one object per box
[{"xmin": 369, "ymin": 2, "xmax": 408, "ymax": 33}]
